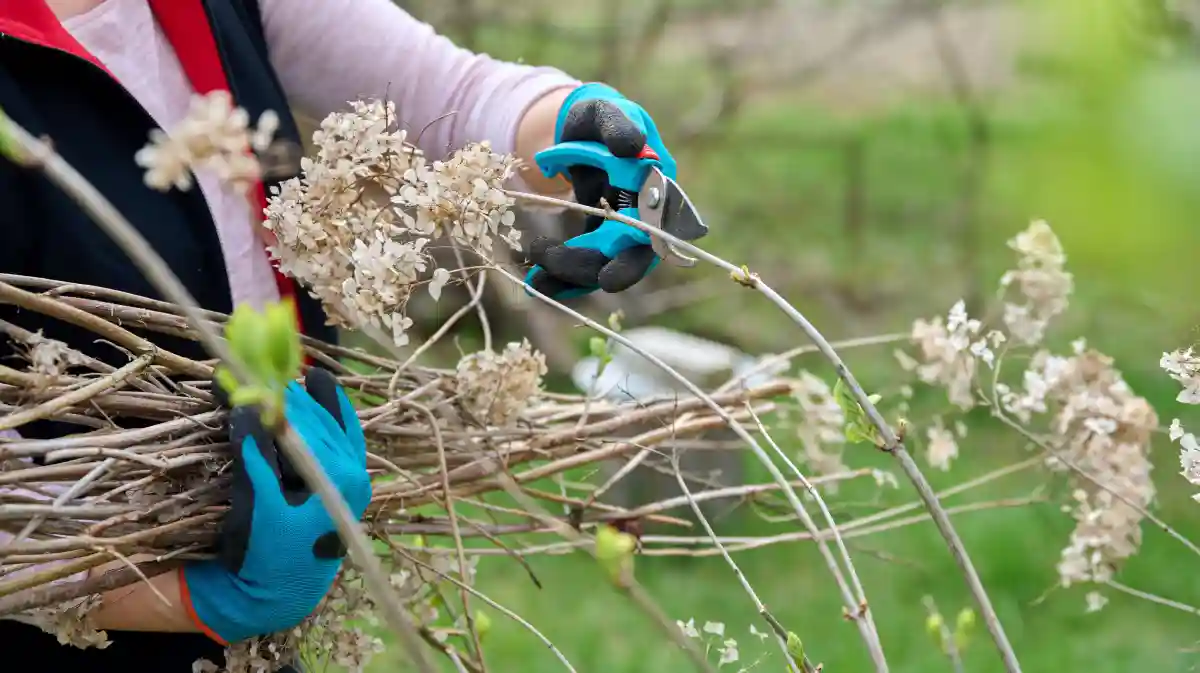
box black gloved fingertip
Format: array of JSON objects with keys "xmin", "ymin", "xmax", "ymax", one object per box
[
  {"xmin": 598, "ymin": 246, "xmax": 657, "ymax": 293},
  {"xmin": 228, "ymin": 405, "xmax": 266, "ymax": 451},
  {"xmin": 565, "ymin": 165, "xmax": 610, "ymax": 208},
  {"xmin": 312, "ymin": 530, "xmax": 348, "ymax": 560},
  {"xmin": 533, "ymin": 243, "xmax": 609, "ymax": 288},
  {"xmin": 529, "ymin": 271, "xmax": 581, "ymax": 300},
  {"xmin": 303, "ymin": 366, "xmax": 345, "ymax": 432},
  {"xmin": 592, "ymin": 100, "xmax": 647, "ymax": 158},
  {"xmin": 527, "ymin": 236, "xmax": 555, "ymax": 265}
]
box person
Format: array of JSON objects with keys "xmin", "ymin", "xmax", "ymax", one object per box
[{"xmin": 0, "ymin": 0, "xmax": 679, "ymax": 670}]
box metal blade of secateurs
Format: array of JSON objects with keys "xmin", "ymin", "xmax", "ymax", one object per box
[
  {"xmin": 639, "ymin": 168, "xmax": 680, "ymax": 264},
  {"xmin": 661, "ymin": 176, "xmax": 709, "ymax": 243},
  {"xmin": 649, "ymin": 175, "xmax": 705, "ymax": 266}
]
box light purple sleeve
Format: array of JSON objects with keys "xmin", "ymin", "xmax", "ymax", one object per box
[{"xmin": 257, "ymin": 0, "xmax": 581, "ymax": 161}]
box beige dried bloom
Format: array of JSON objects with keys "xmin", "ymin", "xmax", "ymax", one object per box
[
  {"xmin": 1161, "ymin": 347, "xmax": 1200, "ymax": 500},
  {"xmin": 901, "ymin": 221, "xmax": 1068, "ymax": 408},
  {"xmin": 23, "ymin": 595, "xmax": 110, "ymax": 649},
  {"xmin": 19, "ymin": 330, "xmax": 88, "ymax": 390},
  {"xmin": 295, "ymin": 569, "xmax": 385, "ymax": 673},
  {"xmin": 900, "ymin": 300, "xmax": 998, "ymax": 409},
  {"xmin": 995, "ymin": 350, "xmax": 1073, "ymax": 424},
  {"xmin": 1161, "ymin": 347, "xmax": 1200, "ymax": 404},
  {"xmin": 790, "ymin": 371, "xmax": 850, "ymax": 487},
  {"xmin": 455, "ymin": 339, "xmax": 547, "ymax": 425},
  {"xmin": 1168, "ymin": 418, "xmax": 1200, "ymax": 499},
  {"xmin": 209, "ymin": 631, "xmax": 298, "ymax": 673},
  {"xmin": 924, "ymin": 417, "xmax": 960, "ymax": 471},
  {"xmin": 999, "ymin": 220, "xmax": 1073, "ymax": 345},
  {"xmin": 262, "ymin": 99, "xmax": 520, "ymax": 347},
  {"xmin": 136, "ymin": 90, "xmax": 277, "ymax": 193},
  {"xmin": 1043, "ymin": 349, "xmax": 1157, "ymax": 588},
  {"xmin": 1085, "ymin": 590, "xmax": 1108, "ymax": 613}
]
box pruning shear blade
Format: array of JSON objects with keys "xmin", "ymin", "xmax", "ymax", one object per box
[{"xmin": 639, "ymin": 167, "xmax": 708, "ymax": 267}]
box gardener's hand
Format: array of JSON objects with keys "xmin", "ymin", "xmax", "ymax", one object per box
[
  {"xmin": 527, "ymin": 83, "xmax": 677, "ymax": 300},
  {"xmin": 181, "ymin": 366, "xmax": 371, "ymax": 644}
]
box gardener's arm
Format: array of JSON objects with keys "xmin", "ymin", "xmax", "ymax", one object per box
[
  {"xmin": 87, "ymin": 567, "xmax": 197, "ymax": 633},
  {"xmin": 258, "ymin": 0, "xmax": 578, "ymax": 195}
]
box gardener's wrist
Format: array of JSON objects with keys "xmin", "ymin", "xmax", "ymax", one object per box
[{"xmin": 87, "ymin": 564, "xmax": 200, "ymax": 635}]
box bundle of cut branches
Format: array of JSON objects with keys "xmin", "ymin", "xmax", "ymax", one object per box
[{"xmin": 0, "ymin": 274, "xmax": 791, "ymax": 609}]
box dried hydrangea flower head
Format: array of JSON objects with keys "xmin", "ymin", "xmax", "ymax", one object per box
[
  {"xmin": 135, "ymin": 93, "xmax": 520, "ymax": 348},
  {"xmin": 999, "ymin": 219, "xmax": 1073, "ymax": 345},
  {"xmin": 898, "ymin": 300, "xmax": 1004, "ymax": 410},
  {"xmin": 262, "ymin": 99, "xmax": 521, "ymax": 347},
  {"xmin": 1161, "ymin": 347, "xmax": 1200, "ymax": 499},
  {"xmin": 899, "ymin": 220, "xmax": 1071, "ymax": 411},
  {"xmin": 455, "ymin": 339, "xmax": 547, "ymax": 426},
  {"xmin": 1045, "ymin": 346, "xmax": 1157, "ymax": 588},
  {"xmin": 135, "ymin": 90, "xmax": 279, "ymax": 193},
  {"xmin": 898, "ymin": 220, "xmax": 1156, "ymax": 606}
]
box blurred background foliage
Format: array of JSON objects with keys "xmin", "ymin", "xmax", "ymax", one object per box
[{"xmin": 355, "ymin": 1, "xmax": 1200, "ymax": 670}]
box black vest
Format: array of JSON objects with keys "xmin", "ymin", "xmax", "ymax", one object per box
[{"xmin": 0, "ymin": 1, "xmax": 325, "ymax": 669}]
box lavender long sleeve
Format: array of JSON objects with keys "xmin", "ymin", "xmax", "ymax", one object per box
[{"xmin": 259, "ymin": 0, "xmax": 579, "ymax": 160}]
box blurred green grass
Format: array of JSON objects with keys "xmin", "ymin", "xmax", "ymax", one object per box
[{"xmin": 345, "ymin": 89, "xmax": 1200, "ymax": 672}]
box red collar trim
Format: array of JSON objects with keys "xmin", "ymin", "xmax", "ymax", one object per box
[
  {"xmin": 0, "ymin": 1, "xmax": 110, "ymax": 73},
  {"xmin": 146, "ymin": 0, "xmax": 306, "ymax": 335}
]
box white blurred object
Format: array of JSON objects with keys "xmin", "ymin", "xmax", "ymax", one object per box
[
  {"xmin": 570, "ymin": 326, "xmax": 787, "ymax": 526},
  {"xmin": 571, "ymin": 326, "xmax": 787, "ymax": 401}
]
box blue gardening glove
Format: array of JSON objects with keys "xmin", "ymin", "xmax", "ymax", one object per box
[
  {"xmin": 181, "ymin": 367, "xmax": 371, "ymax": 644},
  {"xmin": 526, "ymin": 82, "xmax": 677, "ymax": 300}
]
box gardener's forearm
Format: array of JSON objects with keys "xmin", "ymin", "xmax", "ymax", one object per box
[
  {"xmin": 259, "ymin": 0, "xmax": 579, "ymax": 168},
  {"xmin": 89, "ymin": 565, "xmax": 199, "ymax": 635},
  {"xmin": 514, "ymin": 86, "xmax": 574, "ymax": 195}
]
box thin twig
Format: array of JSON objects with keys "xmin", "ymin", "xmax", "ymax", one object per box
[
  {"xmin": 668, "ymin": 452, "xmax": 813, "ymax": 673},
  {"xmin": 1103, "ymin": 579, "xmax": 1200, "ymax": 617},
  {"xmin": 745, "ymin": 403, "xmax": 883, "ymax": 656},
  {"xmin": 407, "ymin": 399, "xmax": 486, "ymax": 669}
]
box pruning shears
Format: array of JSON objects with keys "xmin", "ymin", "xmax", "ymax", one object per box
[{"xmin": 534, "ymin": 141, "xmax": 709, "ymax": 267}]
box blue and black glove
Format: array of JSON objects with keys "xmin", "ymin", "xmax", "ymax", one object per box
[
  {"xmin": 526, "ymin": 83, "xmax": 677, "ymax": 300},
  {"xmin": 181, "ymin": 367, "xmax": 371, "ymax": 644}
]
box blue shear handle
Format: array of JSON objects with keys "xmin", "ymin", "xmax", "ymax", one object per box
[
  {"xmin": 565, "ymin": 208, "xmax": 653, "ymax": 257},
  {"xmin": 535, "ymin": 141, "xmax": 659, "ymax": 193}
]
